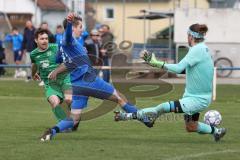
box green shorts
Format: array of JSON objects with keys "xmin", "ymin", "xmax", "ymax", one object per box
[
  {"xmin": 179, "ymin": 97, "xmax": 210, "ymax": 115},
  {"xmin": 44, "ymin": 75, "xmax": 72, "ymax": 101}
]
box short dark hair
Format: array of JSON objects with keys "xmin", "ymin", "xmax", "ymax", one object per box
[
  {"xmin": 41, "ymin": 21, "xmax": 48, "ymax": 25},
  {"xmin": 34, "ymin": 28, "xmax": 49, "ymax": 39},
  {"xmin": 12, "ymin": 26, "xmax": 18, "ymax": 31},
  {"xmin": 56, "ymin": 25, "xmax": 63, "ymax": 29},
  {"xmin": 62, "ymin": 15, "xmax": 82, "ymax": 29},
  {"xmin": 101, "ymin": 24, "xmax": 110, "ymax": 30},
  {"xmin": 189, "ymin": 23, "xmax": 208, "ymax": 42}
]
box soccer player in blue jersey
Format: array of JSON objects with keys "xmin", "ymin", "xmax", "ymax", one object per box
[
  {"xmin": 115, "ymin": 24, "xmax": 226, "ymax": 142},
  {"xmin": 40, "ymin": 13, "xmax": 142, "ymax": 141}
]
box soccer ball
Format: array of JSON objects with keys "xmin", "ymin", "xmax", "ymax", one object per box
[{"xmin": 204, "ymin": 110, "xmax": 222, "ymax": 126}]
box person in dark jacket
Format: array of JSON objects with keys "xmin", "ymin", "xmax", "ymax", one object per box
[
  {"xmin": 22, "ymin": 20, "xmax": 36, "ymax": 81},
  {"xmin": 40, "ymin": 21, "xmax": 56, "ymax": 43},
  {"xmin": 99, "ymin": 24, "xmax": 114, "ymax": 82},
  {"xmin": 0, "ymin": 39, "xmax": 6, "ymax": 76},
  {"xmin": 85, "ymin": 29, "xmax": 102, "ymax": 66}
]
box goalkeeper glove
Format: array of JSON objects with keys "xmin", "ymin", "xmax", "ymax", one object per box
[{"xmin": 141, "ymin": 50, "xmax": 165, "ymax": 68}]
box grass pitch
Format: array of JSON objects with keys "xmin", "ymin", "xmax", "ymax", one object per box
[{"xmin": 0, "ymin": 80, "xmax": 239, "ymax": 160}]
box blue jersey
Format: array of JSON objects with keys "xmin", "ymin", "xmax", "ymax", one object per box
[
  {"xmin": 59, "ymin": 22, "xmax": 95, "ymax": 83},
  {"xmin": 5, "ymin": 34, "xmax": 23, "ymax": 51},
  {"xmin": 76, "ymin": 30, "xmax": 89, "ymax": 45},
  {"xmin": 55, "ymin": 33, "xmax": 63, "ymax": 46}
]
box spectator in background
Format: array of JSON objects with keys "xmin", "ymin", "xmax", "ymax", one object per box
[
  {"xmin": 4, "ymin": 27, "xmax": 23, "ymax": 78},
  {"xmin": 0, "ymin": 39, "xmax": 6, "ymax": 76},
  {"xmin": 99, "ymin": 24, "xmax": 114, "ymax": 82},
  {"xmin": 55, "ymin": 25, "xmax": 64, "ymax": 45},
  {"xmin": 85, "ymin": 29, "xmax": 102, "ymax": 66},
  {"xmin": 40, "ymin": 21, "xmax": 56, "ymax": 43},
  {"xmin": 22, "ymin": 20, "xmax": 36, "ymax": 81}
]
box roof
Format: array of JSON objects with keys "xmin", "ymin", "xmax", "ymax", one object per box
[
  {"xmin": 36, "ymin": 0, "xmax": 67, "ymax": 11},
  {"xmin": 128, "ymin": 10, "xmax": 174, "ymax": 20},
  {"xmin": 87, "ymin": 0, "xmax": 170, "ymax": 2},
  {"xmin": 208, "ymin": 0, "xmax": 237, "ymax": 8}
]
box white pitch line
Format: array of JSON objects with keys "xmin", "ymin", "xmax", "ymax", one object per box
[{"xmin": 164, "ymin": 149, "xmax": 239, "ymax": 160}]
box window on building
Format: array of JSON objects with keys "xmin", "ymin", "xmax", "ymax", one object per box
[{"xmin": 104, "ymin": 7, "xmax": 114, "ymax": 20}]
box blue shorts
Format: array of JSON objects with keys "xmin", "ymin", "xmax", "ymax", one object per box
[
  {"xmin": 71, "ymin": 76, "xmax": 115, "ymax": 109},
  {"xmin": 14, "ymin": 50, "xmax": 22, "ymax": 62},
  {"xmin": 71, "ymin": 95, "xmax": 89, "ymax": 109},
  {"xmin": 179, "ymin": 97, "xmax": 210, "ymax": 115}
]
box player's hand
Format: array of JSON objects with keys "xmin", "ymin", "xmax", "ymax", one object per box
[
  {"xmin": 140, "ymin": 50, "xmax": 152, "ymax": 63},
  {"xmin": 140, "ymin": 50, "xmax": 165, "ymax": 68},
  {"xmin": 33, "ymin": 73, "xmax": 41, "ymax": 81},
  {"xmin": 67, "ymin": 13, "xmax": 75, "ymax": 22},
  {"xmin": 48, "ymin": 70, "xmax": 58, "ymax": 80}
]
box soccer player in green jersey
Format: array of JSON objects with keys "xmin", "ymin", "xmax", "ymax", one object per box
[
  {"xmin": 115, "ymin": 24, "xmax": 226, "ymax": 142},
  {"xmin": 31, "ymin": 28, "xmax": 71, "ymax": 122}
]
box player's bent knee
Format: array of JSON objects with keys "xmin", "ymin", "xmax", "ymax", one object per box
[
  {"xmin": 71, "ymin": 109, "xmax": 82, "ymax": 115},
  {"xmin": 64, "ymin": 98, "xmax": 72, "ymax": 105},
  {"xmin": 48, "ymin": 95, "xmax": 61, "ymax": 107},
  {"xmin": 185, "ymin": 123, "xmax": 198, "ymax": 132}
]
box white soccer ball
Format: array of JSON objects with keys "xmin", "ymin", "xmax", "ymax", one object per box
[{"xmin": 204, "ymin": 110, "xmax": 222, "ymax": 126}]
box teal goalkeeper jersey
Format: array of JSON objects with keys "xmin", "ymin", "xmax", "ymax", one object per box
[{"xmin": 165, "ymin": 42, "xmax": 214, "ymax": 103}]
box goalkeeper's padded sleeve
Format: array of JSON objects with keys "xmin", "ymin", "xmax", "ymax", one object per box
[{"xmin": 164, "ymin": 57, "xmax": 189, "ymax": 74}]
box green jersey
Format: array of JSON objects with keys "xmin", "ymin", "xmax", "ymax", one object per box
[{"xmin": 30, "ymin": 43, "xmax": 67, "ymax": 83}]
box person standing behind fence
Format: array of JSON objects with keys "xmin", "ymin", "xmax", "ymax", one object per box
[
  {"xmin": 22, "ymin": 20, "xmax": 36, "ymax": 81},
  {"xmin": 0, "ymin": 39, "xmax": 6, "ymax": 76},
  {"xmin": 84, "ymin": 29, "xmax": 102, "ymax": 67},
  {"xmin": 4, "ymin": 27, "xmax": 23, "ymax": 78},
  {"xmin": 99, "ymin": 24, "xmax": 114, "ymax": 82},
  {"xmin": 55, "ymin": 25, "xmax": 64, "ymax": 45},
  {"xmin": 40, "ymin": 22, "xmax": 56, "ymax": 43}
]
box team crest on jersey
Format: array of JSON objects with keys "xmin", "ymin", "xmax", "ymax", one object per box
[
  {"xmin": 40, "ymin": 60, "xmax": 50, "ymax": 68},
  {"xmin": 47, "ymin": 51, "xmax": 52, "ymax": 56}
]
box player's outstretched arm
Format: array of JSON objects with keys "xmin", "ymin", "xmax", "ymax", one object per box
[
  {"xmin": 65, "ymin": 13, "xmax": 75, "ymax": 43},
  {"xmin": 48, "ymin": 63, "xmax": 67, "ymax": 80},
  {"xmin": 140, "ymin": 50, "xmax": 165, "ymax": 68},
  {"xmin": 31, "ymin": 63, "xmax": 41, "ymax": 81}
]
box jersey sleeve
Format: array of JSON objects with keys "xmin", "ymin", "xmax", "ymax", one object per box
[
  {"xmin": 164, "ymin": 46, "xmax": 203, "ymax": 73},
  {"xmin": 56, "ymin": 50, "xmax": 63, "ymax": 64},
  {"xmin": 30, "ymin": 52, "xmax": 35, "ymax": 63},
  {"xmin": 164, "ymin": 58, "xmax": 189, "ymax": 74},
  {"xmin": 184, "ymin": 46, "xmax": 203, "ymax": 67},
  {"xmin": 63, "ymin": 22, "xmax": 74, "ymax": 44}
]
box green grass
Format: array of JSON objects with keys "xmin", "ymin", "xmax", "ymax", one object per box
[{"xmin": 0, "ymin": 80, "xmax": 239, "ymax": 160}]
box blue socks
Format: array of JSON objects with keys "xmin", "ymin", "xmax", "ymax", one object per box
[
  {"xmin": 51, "ymin": 118, "xmax": 74, "ymax": 136},
  {"xmin": 122, "ymin": 103, "xmax": 138, "ymax": 113}
]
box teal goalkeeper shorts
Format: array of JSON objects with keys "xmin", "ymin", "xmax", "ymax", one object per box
[{"xmin": 179, "ymin": 97, "xmax": 210, "ymax": 115}]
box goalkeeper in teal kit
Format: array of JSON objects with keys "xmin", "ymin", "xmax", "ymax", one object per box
[{"xmin": 116, "ymin": 23, "xmax": 226, "ymax": 142}]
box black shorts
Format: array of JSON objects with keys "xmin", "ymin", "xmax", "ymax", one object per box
[{"xmin": 184, "ymin": 113, "xmax": 200, "ymax": 122}]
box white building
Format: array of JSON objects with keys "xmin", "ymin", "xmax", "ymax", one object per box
[{"xmin": 0, "ymin": 0, "xmax": 67, "ymax": 33}]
